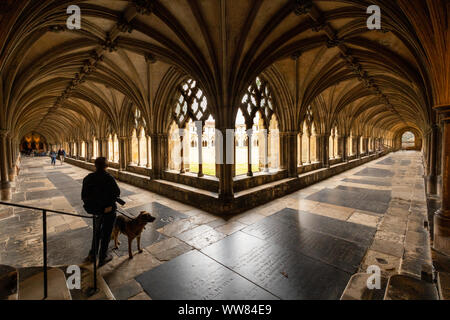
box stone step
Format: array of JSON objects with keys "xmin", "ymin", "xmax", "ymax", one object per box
[
  {"xmin": 18, "ymin": 267, "xmax": 72, "ymax": 300},
  {"xmin": 384, "ymin": 274, "xmax": 438, "ymax": 300},
  {"xmin": 0, "ymin": 265, "xmax": 18, "ymax": 300},
  {"xmin": 340, "ymin": 273, "xmax": 388, "ymax": 300}
]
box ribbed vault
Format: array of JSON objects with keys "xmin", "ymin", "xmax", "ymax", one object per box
[{"xmin": 0, "ymin": 0, "xmax": 444, "ymax": 152}]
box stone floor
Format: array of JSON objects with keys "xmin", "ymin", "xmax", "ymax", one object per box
[{"xmin": 0, "ymin": 151, "xmax": 432, "ymax": 300}]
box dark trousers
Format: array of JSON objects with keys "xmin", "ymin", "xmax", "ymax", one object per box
[{"xmin": 89, "ymin": 210, "xmax": 116, "ymax": 260}]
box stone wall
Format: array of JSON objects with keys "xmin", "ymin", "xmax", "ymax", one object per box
[{"xmin": 66, "ymin": 150, "xmax": 389, "ymax": 216}]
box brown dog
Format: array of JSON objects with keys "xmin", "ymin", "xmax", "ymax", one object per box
[{"xmin": 111, "ymin": 211, "xmax": 156, "ymax": 259}]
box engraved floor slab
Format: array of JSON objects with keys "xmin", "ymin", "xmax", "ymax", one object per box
[
  {"xmin": 355, "ymin": 167, "xmax": 394, "ymax": 178},
  {"xmin": 342, "ymin": 178, "xmax": 392, "ymax": 187},
  {"xmin": 201, "ymin": 232, "xmax": 351, "ymax": 300},
  {"xmin": 135, "ymin": 250, "xmax": 279, "ymax": 300},
  {"xmin": 305, "ymin": 188, "xmax": 388, "ymax": 214}
]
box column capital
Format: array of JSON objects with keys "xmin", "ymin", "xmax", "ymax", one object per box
[{"xmin": 0, "ymin": 129, "xmax": 8, "ymax": 137}]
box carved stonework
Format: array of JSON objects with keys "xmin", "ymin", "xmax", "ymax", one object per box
[
  {"xmin": 294, "ymin": 0, "xmax": 313, "ymax": 16},
  {"xmin": 101, "ymin": 33, "xmax": 118, "ymax": 52},
  {"xmin": 117, "ymin": 16, "xmax": 133, "ymax": 33},
  {"xmin": 290, "ymin": 50, "xmax": 302, "ymax": 60},
  {"xmin": 311, "ymin": 19, "xmax": 326, "ymax": 32},
  {"xmin": 145, "ymin": 53, "xmax": 157, "ymax": 64},
  {"xmin": 133, "ymin": 0, "xmax": 154, "ymax": 15},
  {"xmin": 326, "ymin": 38, "xmax": 342, "ymax": 48}
]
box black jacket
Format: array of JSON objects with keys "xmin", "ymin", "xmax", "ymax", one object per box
[{"xmin": 81, "ymin": 170, "xmax": 120, "ymax": 214}]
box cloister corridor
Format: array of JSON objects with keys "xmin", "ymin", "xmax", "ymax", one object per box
[{"xmin": 0, "ymin": 151, "xmax": 440, "ymax": 300}]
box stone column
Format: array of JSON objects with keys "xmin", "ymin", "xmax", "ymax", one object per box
[
  {"xmin": 298, "ymin": 132, "xmax": 303, "ymax": 166},
  {"xmin": 331, "ymin": 133, "xmax": 335, "ymax": 159},
  {"xmin": 146, "ymin": 135, "xmax": 151, "ymax": 168},
  {"xmin": 306, "ymin": 133, "xmax": 311, "ymax": 164},
  {"xmin": 179, "ymin": 129, "xmax": 185, "ymax": 174},
  {"xmin": 434, "ymin": 106, "xmax": 450, "ymax": 254},
  {"xmin": 264, "ymin": 129, "xmax": 269, "ymax": 172},
  {"xmin": 103, "ymin": 138, "xmax": 109, "ymax": 160},
  {"xmin": 247, "ymin": 127, "xmax": 253, "ymax": 177},
  {"xmin": 286, "ymin": 131, "xmax": 298, "ymax": 177},
  {"xmin": 196, "ymin": 122, "xmax": 204, "ymax": 177},
  {"xmin": 118, "ymin": 136, "xmax": 127, "ymax": 171},
  {"xmin": 217, "ymin": 127, "xmax": 234, "ymax": 202},
  {"xmin": 323, "ymin": 134, "xmax": 330, "ymax": 168},
  {"xmin": 151, "ymin": 133, "xmax": 167, "ymax": 179},
  {"xmin": 127, "ymin": 137, "xmax": 133, "ymax": 166},
  {"xmin": 342, "ymin": 135, "xmax": 349, "ymax": 162},
  {"xmin": 356, "ymin": 136, "xmax": 361, "ymax": 159},
  {"xmin": 6, "ymin": 134, "xmax": 15, "ymax": 181},
  {"xmin": 315, "ymin": 135, "xmax": 322, "ymax": 164},
  {"xmin": 137, "ymin": 135, "xmax": 142, "ymax": 166},
  {"xmin": 76, "ymin": 141, "xmax": 80, "ymax": 159},
  {"xmin": 0, "ymin": 130, "xmax": 11, "ymax": 200},
  {"xmin": 98, "ymin": 139, "xmax": 103, "ymax": 158},
  {"xmin": 426, "ymin": 125, "xmax": 439, "ymax": 195}
]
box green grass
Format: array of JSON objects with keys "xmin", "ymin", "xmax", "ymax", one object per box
[{"xmin": 188, "ymin": 163, "xmax": 260, "ymax": 176}]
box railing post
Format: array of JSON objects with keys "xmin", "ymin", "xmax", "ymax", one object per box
[
  {"xmin": 42, "ymin": 209, "xmax": 48, "ymax": 300},
  {"xmin": 93, "ymin": 215, "xmax": 97, "ymax": 292}
]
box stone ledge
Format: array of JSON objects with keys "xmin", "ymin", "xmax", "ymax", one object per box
[{"xmin": 66, "ymin": 151, "xmax": 389, "ymax": 215}]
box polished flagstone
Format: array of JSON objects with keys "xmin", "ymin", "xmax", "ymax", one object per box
[{"xmin": 0, "ymin": 151, "xmax": 432, "ymax": 300}]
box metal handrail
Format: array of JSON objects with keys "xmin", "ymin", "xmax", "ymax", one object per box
[{"xmin": 0, "ymin": 201, "xmax": 97, "ymax": 299}]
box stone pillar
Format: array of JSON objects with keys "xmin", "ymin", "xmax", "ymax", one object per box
[
  {"xmin": 323, "ymin": 134, "xmax": 330, "ymax": 168},
  {"xmin": 179, "ymin": 129, "xmax": 185, "ymax": 174},
  {"xmin": 118, "ymin": 136, "xmax": 127, "ymax": 171},
  {"xmin": 426, "ymin": 125, "xmax": 439, "ymax": 195},
  {"xmin": 127, "ymin": 137, "xmax": 133, "ymax": 166},
  {"xmin": 306, "ymin": 133, "xmax": 311, "ymax": 164},
  {"xmin": 151, "ymin": 133, "xmax": 167, "ymax": 179},
  {"xmin": 98, "ymin": 139, "xmax": 103, "ymax": 158},
  {"xmin": 342, "ymin": 136, "xmax": 349, "ymax": 162},
  {"xmin": 314, "ymin": 135, "xmax": 322, "ymax": 164},
  {"xmin": 247, "ymin": 127, "xmax": 253, "ymax": 177},
  {"xmin": 356, "ymin": 136, "xmax": 361, "ymax": 159},
  {"xmin": 196, "ymin": 122, "xmax": 204, "ymax": 177},
  {"xmin": 137, "ymin": 135, "xmax": 142, "ymax": 166},
  {"xmin": 298, "ymin": 132, "xmax": 303, "ymax": 166},
  {"xmin": 217, "ymin": 127, "xmax": 234, "ymax": 202},
  {"xmin": 331, "ymin": 133, "xmax": 335, "ymax": 159},
  {"xmin": 264, "ymin": 129, "xmax": 269, "ymax": 172},
  {"xmin": 146, "ymin": 135, "xmax": 151, "ymax": 168},
  {"xmin": 0, "ymin": 130, "xmax": 11, "ymax": 200},
  {"xmin": 103, "ymin": 138, "xmax": 109, "ymax": 160},
  {"xmin": 280, "ymin": 132, "xmax": 298, "ymax": 177},
  {"xmin": 6, "ymin": 134, "xmax": 15, "ymax": 182},
  {"xmin": 434, "ymin": 106, "xmax": 450, "ymax": 254}
]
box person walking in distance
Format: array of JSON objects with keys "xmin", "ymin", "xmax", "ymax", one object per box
[
  {"xmin": 58, "ymin": 148, "xmax": 66, "ymax": 165},
  {"xmin": 82, "ymin": 157, "xmax": 121, "ymax": 266},
  {"xmin": 50, "ymin": 149, "xmax": 57, "ymax": 166}
]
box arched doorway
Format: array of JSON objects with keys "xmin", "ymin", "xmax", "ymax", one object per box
[{"xmin": 401, "ymin": 131, "xmax": 415, "ymax": 149}]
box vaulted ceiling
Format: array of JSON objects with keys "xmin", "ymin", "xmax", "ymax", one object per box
[{"xmin": 0, "ymin": 0, "xmax": 447, "ymax": 143}]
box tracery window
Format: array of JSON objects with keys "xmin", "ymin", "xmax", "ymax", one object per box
[
  {"xmin": 240, "ymin": 77, "xmax": 274, "ymax": 126},
  {"xmin": 170, "ymin": 79, "xmax": 216, "ymax": 177}
]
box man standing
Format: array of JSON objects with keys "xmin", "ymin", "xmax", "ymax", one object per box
[{"xmin": 82, "ymin": 157, "xmax": 120, "ymax": 266}]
